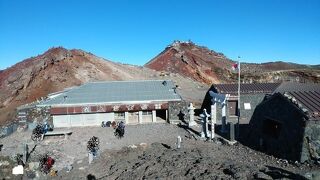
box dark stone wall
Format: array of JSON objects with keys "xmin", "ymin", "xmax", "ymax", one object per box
[
  {"xmin": 168, "ymin": 101, "xmax": 189, "ymax": 124},
  {"xmin": 301, "ymin": 120, "xmax": 320, "ymax": 162},
  {"xmin": 247, "ymin": 93, "xmax": 306, "ymax": 161},
  {"xmin": 17, "ymin": 106, "xmax": 52, "ymax": 130},
  {"xmin": 0, "ymin": 123, "xmax": 18, "ymax": 138},
  {"xmin": 238, "ymin": 94, "xmax": 265, "ymax": 121}
]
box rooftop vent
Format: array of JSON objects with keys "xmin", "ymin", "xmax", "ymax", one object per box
[{"xmin": 162, "ymin": 81, "xmax": 167, "ymax": 86}]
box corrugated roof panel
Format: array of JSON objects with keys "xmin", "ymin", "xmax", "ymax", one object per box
[
  {"xmin": 275, "ymin": 82, "xmax": 320, "ymax": 93},
  {"xmin": 39, "ymin": 80, "xmax": 181, "ymax": 106},
  {"xmin": 287, "ymin": 91, "xmax": 320, "ymax": 120},
  {"xmin": 214, "ymin": 83, "xmax": 281, "ymax": 94}
]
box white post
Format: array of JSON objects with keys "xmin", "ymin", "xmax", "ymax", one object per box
[
  {"xmin": 200, "ymin": 116, "xmax": 206, "ymax": 138},
  {"xmin": 188, "ymin": 103, "xmax": 196, "ymax": 127},
  {"xmin": 165, "ymin": 110, "xmax": 168, "ymax": 121},
  {"xmin": 211, "ymin": 104, "xmax": 216, "ymax": 139},
  {"xmin": 200, "ymin": 109, "xmax": 210, "ymax": 138},
  {"xmin": 152, "ymin": 110, "xmax": 156, "ymax": 122},
  {"xmin": 221, "ymin": 103, "xmax": 227, "ymax": 133},
  {"xmin": 124, "ymin": 112, "xmax": 129, "ymax": 124},
  {"xmin": 138, "ymin": 111, "xmax": 142, "ymax": 124},
  {"xmin": 205, "ymin": 115, "xmax": 209, "ymax": 138},
  {"xmin": 177, "ymin": 136, "xmax": 181, "ymax": 149},
  {"xmin": 88, "ymin": 152, "xmax": 93, "ymax": 164}
]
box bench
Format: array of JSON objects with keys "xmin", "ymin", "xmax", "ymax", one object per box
[{"xmin": 41, "ymin": 130, "xmax": 73, "ymax": 140}]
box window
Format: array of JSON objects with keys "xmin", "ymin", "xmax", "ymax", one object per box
[
  {"xmin": 114, "ymin": 112, "xmax": 125, "ymax": 119},
  {"xmin": 142, "ymin": 111, "xmax": 152, "ymax": 115},
  {"xmin": 262, "ymin": 119, "xmax": 282, "ymax": 138},
  {"xmin": 155, "ymin": 104, "xmax": 161, "ymax": 109}
]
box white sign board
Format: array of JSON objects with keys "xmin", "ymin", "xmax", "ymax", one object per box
[{"xmin": 244, "ymin": 103, "xmax": 251, "ymax": 110}]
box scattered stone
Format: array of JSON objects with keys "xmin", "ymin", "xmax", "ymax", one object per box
[
  {"xmin": 0, "ymin": 160, "xmax": 10, "ymax": 166},
  {"xmin": 77, "ymin": 160, "xmax": 83, "ymax": 164},
  {"xmin": 2, "ymin": 168, "xmax": 10, "ymax": 173},
  {"xmin": 79, "ymin": 167, "xmax": 85, "ymax": 170},
  {"xmin": 49, "ymin": 169, "xmax": 58, "ymax": 176},
  {"xmin": 12, "ymin": 165, "xmax": 24, "ymax": 175},
  {"xmin": 26, "ymin": 170, "xmax": 36, "ymax": 179},
  {"xmin": 128, "ymin": 145, "xmax": 137, "ymax": 149},
  {"xmin": 139, "ymin": 143, "xmax": 148, "ymax": 150},
  {"xmin": 65, "ymin": 164, "xmax": 73, "ymax": 172},
  {"xmin": 28, "ymin": 162, "xmax": 39, "ymax": 171}
]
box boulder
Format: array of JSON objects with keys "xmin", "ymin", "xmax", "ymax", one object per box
[
  {"xmin": 0, "ymin": 160, "xmax": 10, "ymax": 166},
  {"xmin": 28, "ymin": 162, "xmax": 39, "ymax": 171}
]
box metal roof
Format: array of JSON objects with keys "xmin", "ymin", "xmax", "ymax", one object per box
[
  {"xmin": 287, "ymin": 91, "xmax": 320, "ymax": 120},
  {"xmin": 38, "ymin": 80, "xmax": 181, "ymax": 106},
  {"xmin": 274, "ymin": 82, "xmax": 320, "ymax": 93},
  {"xmin": 213, "ymin": 83, "xmax": 281, "ymax": 95}
]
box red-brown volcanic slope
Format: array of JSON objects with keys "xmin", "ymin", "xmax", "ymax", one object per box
[
  {"xmin": 145, "ymin": 41, "xmax": 233, "ymax": 84},
  {"xmin": 0, "ymin": 47, "xmax": 207, "ymax": 125},
  {"xmin": 145, "ymin": 41, "xmax": 320, "ymax": 84},
  {"xmin": 1, "ymin": 43, "xmax": 319, "ymax": 125}
]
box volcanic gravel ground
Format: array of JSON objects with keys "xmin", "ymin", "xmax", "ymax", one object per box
[
  {"xmin": 56, "ymin": 134, "xmax": 319, "ymax": 180},
  {"xmin": 1, "ymin": 123, "xmax": 319, "ymax": 179}
]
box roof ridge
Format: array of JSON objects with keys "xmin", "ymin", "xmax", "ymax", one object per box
[{"xmin": 86, "ymin": 79, "xmax": 173, "ymax": 84}]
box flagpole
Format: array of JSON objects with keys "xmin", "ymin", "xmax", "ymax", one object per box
[{"xmin": 237, "ymin": 57, "xmax": 241, "ymax": 139}]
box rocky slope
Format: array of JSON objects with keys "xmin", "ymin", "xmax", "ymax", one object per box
[
  {"xmin": 0, "ymin": 47, "xmax": 206, "ymax": 125},
  {"xmin": 145, "ymin": 41, "xmax": 320, "ymax": 84},
  {"xmin": 1, "ymin": 42, "xmax": 319, "ymax": 125}
]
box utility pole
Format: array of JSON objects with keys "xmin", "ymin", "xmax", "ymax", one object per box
[{"xmin": 237, "ymin": 56, "xmax": 241, "ymax": 139}]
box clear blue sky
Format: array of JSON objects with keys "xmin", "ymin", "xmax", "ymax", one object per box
[{"xmin": 0, "ymin": 0, "xmax": 319, "ymax": 70}]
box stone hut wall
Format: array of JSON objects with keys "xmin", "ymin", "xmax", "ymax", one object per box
[
  {"xmin": 238, "ymin": 94, "xmax": 265, "ymax": 122},
  {"xmin": 17, "ymin": 106, "xmax": 52, "ymax": 130},
  {"xmin": 248, "ymin": 94, "xmax": 306, "ymax": 161},
  {"xmin": 168, "ymin": 101, "xmax": 189, "ymax": 124},
  {"xmin": 301, "ymin": 120, "xmax": 320, "ymax": 162}
]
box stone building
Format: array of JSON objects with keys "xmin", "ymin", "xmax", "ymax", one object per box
[
  {"xmin": 35, "ymin": 80, "xmax": 181, "ymax": 128},
  {"xmin": 201, "ymin": 83, "xmax": 281, "ymax": 123},
  {"xmin": 248, "ymin": 83, "xmax": 320, "ymax": 162}
]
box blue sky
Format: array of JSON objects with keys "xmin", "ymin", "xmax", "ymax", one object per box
[{"xmin": 0, "ymin": 0, "xmax": 319, "ymax": 70}]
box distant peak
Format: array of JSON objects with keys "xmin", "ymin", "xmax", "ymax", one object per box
[
  {"xmin": 165, "ymin": 40, "xmax": 194, "ymax": 48},
  {"xmin": 44, "ymin": 46, "xmax": 69, "ymax": 54}
]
